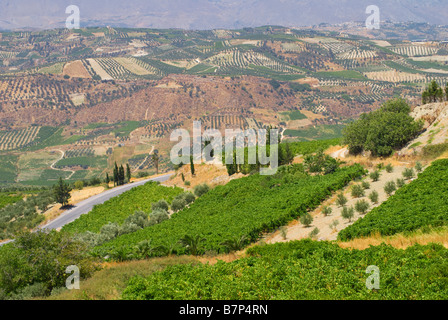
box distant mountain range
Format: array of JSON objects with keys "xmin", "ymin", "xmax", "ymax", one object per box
[{"xmin": 0, "ymin": 0, "xmax": 448, "ymax": 30}]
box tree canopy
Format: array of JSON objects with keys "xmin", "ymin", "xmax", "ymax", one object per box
[{"xmin": 343, "ymin": 98, "xmax": 423, "ymax": 157}]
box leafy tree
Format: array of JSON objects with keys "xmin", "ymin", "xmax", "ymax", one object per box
[
  {"xmin": 171, "ymin": 198, "xmax": 187, "ymax": 212},
  {"xmin": 151, "ymin": 200, "xmax": 169, "ymax": 212},
  {"xmin": 415, "ymin": 162, "xmax": 423, "ymax": 173},
  {"xmin": 351, "ymin": 184, "xmax": 365, "ymax": 198},
  {"xmin": 343, "ymin": 99, "xmax": 423, "ymax": 157},
  {"xmin": 384, "ymin": 181, "xmax": 397, "ymax": 196},
  {"xmin": 370, "ymin": 170, "xmax": 381, "ymax": 182},
  {"xmin": 369, "ymin": 190, "xmax": 379, "ymax": 204},
  {"xmin": 194, "ymin": 184, "xmax": 210, "ymax": 197},
  {"xmin": 152, "ymin": 151, "xmax": 160, "ymax": 175},
  {"xmin": 342, "ymin": 206, "xmax": 355, "ymax": 222},
  {"xmin": 304, "ymin": 150, "xmax": 339, "ymax": 174},
  {"xmin": 53, "ymin": 177, "xmax": 72, "ymax": 207},
  {"xmin": 355, "ymin": 199, "xmax": 370, "ymax": 215},
  {"xmin": 396, "ymin": 178, "xmax": 405, "ymax": 188},
  {"xmin": 0, "ymin": 231, "xmax": 99, "ymax": 297},
  {"xmin": 336, "ymin": 193, "xmax": 348, "ymax": 207},
  {"xmin": 309, "ymin": 227, "xmax": 319, "ymax": 239},
  {"xmin": 385, "ymin": 164, "xmax": 394, "ymax": 173},
  {"xmin": 300, "ymin": 213, "xmax": 313, "ymax": 228},
  {"xmin": 403, "ymin": 168, "xmax": 415, "ymax": 180},
  {"xmin": 322, "ymin": 206, "xmax": 332, "ymax": 216}
]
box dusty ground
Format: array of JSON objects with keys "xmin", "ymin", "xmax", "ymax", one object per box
[
  {"xmin": 263, "ymin": 165, "xmax": 416, "ymax": 244},
  {"xmin": 63, "ymin": 60, "xmax": 91, "ymax": 79},
  {"xmin": 164, "ymin": 162, "xmax": 245, "ymax": 191},
  {"xmin": 41, "ymin": 186, "xmax": 106, "ymax": 224}
]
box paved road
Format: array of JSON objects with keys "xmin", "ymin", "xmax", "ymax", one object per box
[{"xmin": 0, "ymin": 173, "xmax": 173, "ymax": 246}]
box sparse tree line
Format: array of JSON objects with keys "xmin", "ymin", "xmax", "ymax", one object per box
[{"xmin": 422, "ymin": 80, "xmax": 448, "ymax": 104}]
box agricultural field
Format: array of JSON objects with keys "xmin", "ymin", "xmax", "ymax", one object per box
[
  {"xmin": 93, "ymin": 164, "xmax": 365, "ymax": 258},
  {"xmin": 338, "ymin": 159, "xmax": 448, "ymax": 241},
  {"xmin": 0, "ymin": 155, "xmax": 18, "ymax": 185},
  {"xmin": 283, "ymin": 124, "xmax": 345, "ymax": 141},
  {"xmin": 0, "ymin": 126, "xmax": 40, "ymax": 150},
  {"xmin": 390, "ymin": 45, "xmax": 438, "ymax": 57},
  {"xmin": 122, "ymin": 240, "xmax": 448, "ymax": 300},
  {"xmin": 62, "ymin": 181, "xmax": 184, "ymax": 234}
]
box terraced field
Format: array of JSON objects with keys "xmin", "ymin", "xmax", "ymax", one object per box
[{"xmin": 0, "ymin": 127, "xmax": 40, "ymax": 151}]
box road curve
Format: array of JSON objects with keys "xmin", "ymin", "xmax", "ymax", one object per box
[
  {"xmin": 0, "ymin": 173, "xmax": 173, "ymax": 246},
  {"xmin": 41, "ymin": 173, "xmax": 173, "ymax": 231}
]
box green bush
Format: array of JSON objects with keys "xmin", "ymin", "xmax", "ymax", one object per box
[
  {"xmin": 171, "ymin": 198, "xmax": 187, "ymax": 212},
  {"xmin": 343, "ymin": 98, "xmax": 423, "ymax": 157},
  {"xmin": 370, "ymin": 171, "xmax": 381, "ymax": 182},
  {"xmin": 300, "ymin": 213, "xmax": 313, "ymax": 228},
  {"xmin": 355, "ymin": 199, "xmax": 370, "ymax": 215},
  {"xmin": 351, "ymin": 184, "xmax": 365, "ymax": 198},
  {"xmin": 342, "ymin": 206, "xmax": 355, "ymax": 222},
  {"xmin": 194, "ymin": 184, "xmax": 210, "ymax": 197},
  {"xmin": 384, "ymin": 181, "xmax": 397, "ymax": 196},
  {"xmin": 403, "ymin": 168, "xmax": 415, "ymax": 180},
  {"xmin": 369, "ymin": 191, "xmax": 379, "ymax": 204}
]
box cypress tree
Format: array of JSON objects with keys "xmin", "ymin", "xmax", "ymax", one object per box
[{"xmin": 126, "ymin": 164, "xmax": 131, "ymax": 182}]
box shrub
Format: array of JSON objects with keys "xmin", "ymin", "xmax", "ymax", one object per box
[
  {"xmin": 330, "ymin": 220, "xmax": 339, "ymax": 231},
  {"xmin": 384, "ymin": 181, "xmax": 397, "ymax": 196},
  {"xmin": 385, "ymin": 164, "xmax": 394, "ymax": 173},
  {"xmin": 74, "ymin": 180, "xmax": 84, "ymax": 190},
  {"xmin": 149, "ymin": 209, "xmax": 169, "ymax": 226},
  {"xmin": 322, "ymin": 206, "xmax": 332, "ymax": 216},
  {"xmin": 194, "ymin": 184, "xmax": 210, "ymax": 197},
  {"xmin": 184, "ymin": 181, "xmax": 191, "ymax": 186},
  {"xmin": 370, "ymin": 171, "xmax": 381, "ymax": 182},
  {"xmin": 351, "ymin": 184, "xmax": 365, "ymax": 198},
  {"xmin": 151, "ymin": 200, "xmax": 169, "ymax": 212},
  {"xmin": 171, "ymin": 198, "xmax": 187, "ymax": 212},
  {"xmin": 300, "ymin": 213, "xmax": 313, "ymax": 228},
  {"xmin": 181, "ymin": 192, "xmax": 196, "ymax": 205},
  {"xmin": 396, "ymin": 178, "xmax": 405, "ymax": 188},
  {"xmin": 361, "ymin": 181, "xmax": 370, "ymax": 190},
  {"xmin": 369, "ymin": 190, "xmax": 379, "ymax": 204},
  {"xmin": 280, "ymin": 227, "xmax": 287, "ymax": 240},
  {"xmin": 415, "ymin": 162, "xmax": 423, "ymax": 173},
  {"xmin": 336, "ymin": 193, "xmax": 348, "ymax": 207},
  {"xmin": 403, "ymin": 168, "xmax": 415, "ymax": 180},
  {"xmin": 342, "ymin": 207, "xmax": 355, "ymax": 222},
  {"xmin": 309, "ymin": 228, "xmax": 319, "ymax": 239},
  {"xmin": 355, "ymin": 199, "xmax": 370, "ymax": 215}
]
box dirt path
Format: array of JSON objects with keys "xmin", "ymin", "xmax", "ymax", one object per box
[
  {"xmin": 50, "ymin": 149, "xmax": 76, "ymax": 180},
  {"xmin": 132, "ymin": 145, "xmax": 155, "ymax": 173},
  {"xmin": 263, "ymin": 165, "xmax": 412, "ymax": 244}
]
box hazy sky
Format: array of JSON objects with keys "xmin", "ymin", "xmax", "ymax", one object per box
[{"xmin": 0, "ymin": 0, "xmax": 447, "ymax": 30}]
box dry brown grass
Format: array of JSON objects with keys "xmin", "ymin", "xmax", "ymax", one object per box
[
  {"xmin": 46, "ymin": 256, "xmax": 198, "ymax": 300},
  {"xmin": 338, "ymin": 228, "xmax": 448, "ymax": 250}
]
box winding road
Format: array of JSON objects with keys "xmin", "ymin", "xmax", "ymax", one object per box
[{"xmin": 0, "ymin": 173, "xmax": 173, "ymax": 246}]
